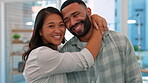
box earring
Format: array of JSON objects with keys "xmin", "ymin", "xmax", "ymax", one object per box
[
  {"xmin": 39, "ymin": 33, "xmax": 42, "ymax": 36},
  {"xmin": 62, "ymin": 37, "xmax": 67, "ymax": 44}
]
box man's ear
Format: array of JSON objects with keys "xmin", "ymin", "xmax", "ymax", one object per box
[{"xmin": 87, "ymin": 7, "xmax": 91, "ymax": 17}]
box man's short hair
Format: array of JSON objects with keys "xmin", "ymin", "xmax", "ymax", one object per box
[{"xmin": 60, "ymin": 0, "xmax": 87, "ymax": 11}]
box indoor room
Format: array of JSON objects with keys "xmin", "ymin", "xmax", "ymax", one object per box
[{"xmin": 0, "ymin": 0, "xmax": 148, "ymax": 83}]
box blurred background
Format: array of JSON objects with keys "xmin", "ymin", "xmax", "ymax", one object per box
[{"xmin": 0, "ymin": 0, "xmax": 148, "ymax": 83}]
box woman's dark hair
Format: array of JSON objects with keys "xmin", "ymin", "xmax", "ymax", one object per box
[{"xmin": 22, "ymin": 7, "xmax": 64, "ymax": 62}]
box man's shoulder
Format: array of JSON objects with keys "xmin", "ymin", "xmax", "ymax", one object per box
[
  {"xmin": 108, "ymin": 30, "xmax": 126, "ymax": 38},
  {"xmin": 107, "ymin": 30, "xmax": 132, "ymax": 48},
  {"xmin": 105, "ymin": 30, "xmax": 130, "ymax": 46},
  {"xmin": 64, "ymin": 36, "xmax": 78, "ymax": 45},
  {"xmin": 60, "ymin": 36, "xmax": 79, "ymax": 52}
]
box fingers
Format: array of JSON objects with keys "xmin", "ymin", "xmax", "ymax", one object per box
[
  {"xmin": 91, "ymin": 15, "xmax": 99, "ymax": 30},
  {"xmin": 95, "ymin": 19, "xmax": 107, "ymax": 34},
  {"xmin": 93, "ymin": 21, "xmax": 99, "ymax": 30},
  {"xmin": 97, "ymin": 25, "xmax": 103, "ymax": 35},
  {"xmin": 98, "ymin": 20, "xmax": 104, "ymax": 29},
  {"xmin": 94, "ymin": 18, "xmax": 107, "ymax": 30},
  {"xmin": 98, "ymin": 25, "xmax": 105, "ymax": 35},
  {"xmin": 102, "ymin": 19, "xmax": 108, "ymax": 30},
  {"xmin": 91, "ymin": 14, "xmax": 109, "ymax": 34},
  {"xmin": 98, "ymin": 18, "xmax": 108, "ymax": 35}
]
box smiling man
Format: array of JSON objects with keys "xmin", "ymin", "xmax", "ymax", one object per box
[
  {"xmin": 60, "ymin": 0, "xmax": 142, "ymax": 83},
  {"xmin": 62, "ymin": 3, "xmax": 91, "ymax": 38}
]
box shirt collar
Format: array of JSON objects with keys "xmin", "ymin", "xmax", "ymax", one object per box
[
  {"xmin": 70, "ymin": 30, "xmax": 109, "ymax": 50},
  {"xmin": 70, "ymin": 36, "xmax": 85, "ymax": 49},
  {"xmin": 103, "ymin": 30, "xmax": 109, "ymax": 38}
]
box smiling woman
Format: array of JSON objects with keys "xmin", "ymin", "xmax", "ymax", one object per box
[{"xmin": 39, "ymin": 13, "xmax": 66, "ymax": 48}]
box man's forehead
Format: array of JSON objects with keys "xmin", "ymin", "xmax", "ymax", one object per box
[
  {"xmin": 60, "ymin": 0, "xmax": 83, "ymax": 11},
  {"xmin": 61, "ymin": 3, "xmax": 82, "ymax": 15}
]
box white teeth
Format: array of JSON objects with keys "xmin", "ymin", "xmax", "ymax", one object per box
[
  {"xmin": 53, "ymin": 36, "xmax": 61, "ymax": 38},
  {"xmin": 75, "ymin": 26, "xmax": 80, "ymax": 30}
]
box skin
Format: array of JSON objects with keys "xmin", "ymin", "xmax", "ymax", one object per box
[
  {"xmin": 62, "ymin": 3, "xmax": 94, "ymax": 42},
  {"xmin": 39, "ymin": 13, "xmax": 66, "ymax": 49},
  {"xmin": 39, "ymin": 12, "xmax": 103, "ymax": 59},
  {"xmin": 38, "ymin": 12, "xmax": 103, "ymax": 59}
]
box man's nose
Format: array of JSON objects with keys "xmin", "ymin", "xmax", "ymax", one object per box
[{"xmin": 70, "ymin": 18, "xmax": 77, "ymax": 27}]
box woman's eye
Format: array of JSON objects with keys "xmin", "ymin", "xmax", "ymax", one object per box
[
  {"xmin": 59, "ymin": 24, "xmax": 65, "ymax": 27},
  {"xmin": 48, "ymin": 25, "xmax": 54, "ymax": 28}
]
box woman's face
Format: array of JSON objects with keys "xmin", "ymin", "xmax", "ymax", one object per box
[{"xmin": 40, "ymin": 13, "xmax": 66, "ymax": 46}]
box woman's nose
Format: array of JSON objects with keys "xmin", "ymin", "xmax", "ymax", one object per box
[{"xmin": 54, "ymin": 28, "xmax": 61, "ymax": 33}]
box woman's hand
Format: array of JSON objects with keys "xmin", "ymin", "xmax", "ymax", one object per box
[{"xmin": 91, "ymin": 14, "xmax": 108, "ymax": 34}]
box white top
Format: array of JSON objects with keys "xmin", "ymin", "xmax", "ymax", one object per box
[{"xmin": 23, "ymin": 46, "xmax": 94, "ymax": 83}]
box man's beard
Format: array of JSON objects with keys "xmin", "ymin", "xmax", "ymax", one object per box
[{"xmin": 69, "ymin": 14, "xmax": 91, "ymax": 37}]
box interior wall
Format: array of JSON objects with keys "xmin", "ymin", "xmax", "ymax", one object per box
[
  {"xmin": 0, "ymin": 2, "xmax": 1, "ymax": 83},
  {"xmin": 92, "ymin": 0, "xmax": 115, "ymax": 30},
  {"xmin": 0, "ymin": 1, "xmax": 6, "ymax": 83},
  {"xmin": 0, "ymin": 0, "xmax": 34, "ymax": 2},
  {"xmin": 5, "ymin": 2, "xmax": 25, "ymax": 83}
]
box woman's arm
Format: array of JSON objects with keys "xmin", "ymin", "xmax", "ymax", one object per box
[
  {"xmin": 36, "ymin": 46, "xmax": 94, "ymax": 75},
  {"xmin": 91, "ymin": 14, "xmax": 108, "ymax": 31},
  {"xmin": 38, "ymin": 23, "xmax": 104, "ymax": 76},
  {"xmin": 86, "ymin": 14, "xmax": 108, "ymax": 59},
  {"xmin": 85, "ymin": 26, "xmax": 103, "ymax": 59},
  {"xmin": 24, "ymin": 46, "xmax": 94, "ymax": 81}
]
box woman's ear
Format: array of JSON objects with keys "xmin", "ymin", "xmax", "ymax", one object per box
[{"xmin": 87, "ymin": 7, "xmax": 92, "ymax": 17}]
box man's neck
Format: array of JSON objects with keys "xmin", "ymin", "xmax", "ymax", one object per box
[{"xmin": 79, "ymin": 27, "xmax": 93, "ymax": 42}]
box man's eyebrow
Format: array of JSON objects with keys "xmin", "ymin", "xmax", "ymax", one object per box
[
  {"xmin": 71, "ymin": 11, "xmax": 79, "ymax": 16},
  {"xmin": 63, "ymin": 17, "xmax": 68, "ymax": 21},
  {"xmin": 63, "ymin": 11, "xmax": 79, "ymax": 21}
]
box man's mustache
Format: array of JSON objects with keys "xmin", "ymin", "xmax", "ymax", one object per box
[{"xmin": 69, "ymin": 20, "xmax": 84, "ymax": 31}]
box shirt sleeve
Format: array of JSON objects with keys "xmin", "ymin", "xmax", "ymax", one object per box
[
  {"xmin": 124, "ymin": 36, "xmax": 143, "ymax": 83},
  {"xmin": 37, "ymin": 46, "xmax": 94, "ymax": 77}
]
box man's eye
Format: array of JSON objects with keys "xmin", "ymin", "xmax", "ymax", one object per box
[{"xmin": 73, "ymin": 14, "xmax": 77, "ymax": 17}]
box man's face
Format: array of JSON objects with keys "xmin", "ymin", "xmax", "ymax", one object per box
[{"xmin": 61, "ymin": 3, "xmax": 91, "ymax": 37}]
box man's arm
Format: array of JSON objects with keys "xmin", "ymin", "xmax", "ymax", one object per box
[{"xmin": 124, "ymin": 36, "xmax": 142, "ymax": 83}]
